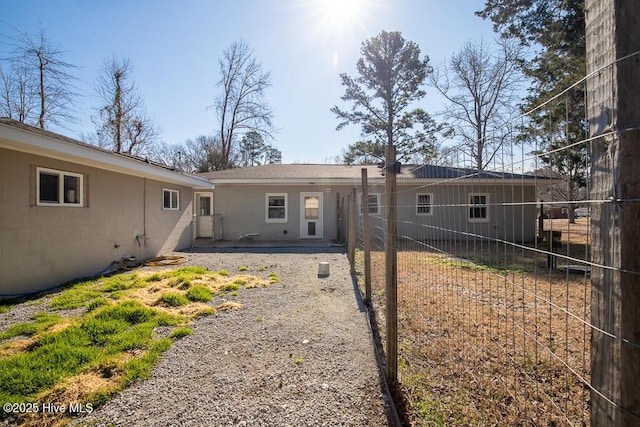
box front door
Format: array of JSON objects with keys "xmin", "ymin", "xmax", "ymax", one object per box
[
  {"xmin": 195, "ymin": 193, "xmax": 213, "ymax": 238},
  {"xmin": 300, "ymin": 192, "xmax": 323, "ymax": 239}
]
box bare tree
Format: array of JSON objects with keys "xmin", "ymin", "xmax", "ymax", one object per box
[
  {"xmin": 91, "ymin": 56, "xmax": 159, "ymax": 156},
  {"xmin": 0, "ymin": 61, "xmax": 37, "ymax": 122},
  {"xmin": 430, "ymin": 38, "xmax": 522, "ymax": 170},
  {"xmin": 215, "ymin": 40, "xmax": 274, "ymax": 170},
  {"xmin": 3, "ymin": 25, "xmax": 78, "ymax": 128}
]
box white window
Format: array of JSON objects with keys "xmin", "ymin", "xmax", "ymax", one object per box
[
  {"xmin": 416, "ymin": 193, "xmax": 433, "ymax": 215},
  {"xmin": 468, "ymin": 193, "xmax": 489, "ymax": 222},
  {"xmin": 265, "ymin": 193, "xmax": 287, "ymax": 223},
  {"xmin": 37, "ymin": 167, "xmax": 83, "ymax": 207},
  {"xmin": 360, "ymin": 193, "xmax": 381, "ymax": 216},
  {"xmin": 163, "ymin": 188, "xmax": 180, "ymax": 210}
]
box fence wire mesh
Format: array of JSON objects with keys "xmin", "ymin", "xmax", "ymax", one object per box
[{"xmin": 350, "ymin": 53, "xmax": 640, "ymax": 426}]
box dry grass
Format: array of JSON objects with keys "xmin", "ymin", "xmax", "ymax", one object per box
[
  {"xmin": 0, "ymin": 267, "xmax": 273, "ymax": 427},
  {"xmin": 363, "ymin": 234, "xmax": 591, "ymax": 426}
]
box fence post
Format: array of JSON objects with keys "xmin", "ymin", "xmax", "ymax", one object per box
[
  {"xmin": 385, "ymin": 144, "xmax": 398, "ymax": 384},
  {"xmin": 336, "ymin": 192, "xmax": 342, "ymax": 243},
  {"xmin": 586, "ymin": 1, "xmax": 640, "ymax": 425},
  {"xmin": 361, "ymin": 168, "xmax": 372, "ymax": 305},
  {"xmin": 349, "ymin": 187, "xmax": 357, "ymax": 275}
]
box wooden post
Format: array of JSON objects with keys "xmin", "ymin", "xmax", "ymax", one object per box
[
  {"xmin": 361, "ymin": 168, "xmax": 372, "ymax": 305},
  {"xmin": 586, "ymin": 1, "xmax": 640, "ymax": 425},
  {"xmin": 336, "ymin": 192, "xmax": 342, "ymax": 243},
  {"xmin": 349, "ymin": 187, "xmax": 357, "ymax": 275},
  {"xmin": 385, "ymin": 144, "xmax": 398, "ymax": 384}
]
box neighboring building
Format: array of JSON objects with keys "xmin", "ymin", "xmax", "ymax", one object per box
[
  {"xmin": 0, "ymin": 119, "xmax": 213, "ymax": 296},
  {"xmin": 200, "ymin": 163, "xmax": 539, "ymax": 244}
]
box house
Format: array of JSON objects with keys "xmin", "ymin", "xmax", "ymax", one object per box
[
  {"xmin": 0, "ymin": 118, "xmax": 213, "ymax": 297},
  {"xmin": 200, "ymin": 163, "xmax": 539, "ymax": 244}
]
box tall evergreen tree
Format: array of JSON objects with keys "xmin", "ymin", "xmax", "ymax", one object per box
[{"xmin": 332, "ymin": 30, "xmax": 437, "ymax": 163}]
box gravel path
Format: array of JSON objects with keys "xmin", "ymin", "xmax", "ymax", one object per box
[{"xmin": 67, "ymin": 248, "xmax": 392, "ymax": 426}]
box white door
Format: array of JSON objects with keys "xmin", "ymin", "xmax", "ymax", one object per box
[
  {"xmin": 195, "ymin": 193, "xmax": 213, "ymax": 238},
  {"xmin": 300, "ymin": 192, "xmax": 323, "ymax": 239}
]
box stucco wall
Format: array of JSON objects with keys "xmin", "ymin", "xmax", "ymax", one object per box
[
  {"xmin": 0, "ymin": 148, "xmax": 194, "ymax": 296},
  {"xmin": 213, "ymin": 181, "xmax": 537, "ymax": 244},
  {"xmin": 362, "ymin": 182, "xmax": 537, "ymax": 243},
  {"xmin": 212, "ymin": 184, "xmax": 357, "ymax": 241}
]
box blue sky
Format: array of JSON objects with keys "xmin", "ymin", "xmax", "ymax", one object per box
[{"xmin": 2, "ymin": 0, "xmax": 496, "ymax": 163}]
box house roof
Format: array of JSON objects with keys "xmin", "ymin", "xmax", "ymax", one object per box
[
  {"xmin": 200, "ymin": 163, "xmax": 539, "ymax": 185},
  {"xmin": 0, "ymin": 118, "xmax": 213, "ymax": 189}
]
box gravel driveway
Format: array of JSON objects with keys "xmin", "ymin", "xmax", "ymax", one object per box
[{"xmin": 69, "ymin": 246, "xmax": 393, "ymax": 426}]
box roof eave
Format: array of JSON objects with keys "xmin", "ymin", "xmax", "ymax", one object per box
[{"xmin": 0, "ymin": 122, "xmax": 213, "ymax": 189}]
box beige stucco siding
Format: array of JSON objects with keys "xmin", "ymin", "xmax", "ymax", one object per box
[
  {"xmin": 363, "ymin": 182, "xmax": 537, "ymax": 243},
  {"xmin": 212, "ymin": 184, "xmax": 358, "ymax": 241},
  {"xmin": 213, "ymin": 181, "xmax": 537, "ymax": 244},
  {"xmin": 0, "ymin": 148, "xmax": 194, "ymax": 296}
]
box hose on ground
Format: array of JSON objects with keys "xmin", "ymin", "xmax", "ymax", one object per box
[{"xmin": 143, "ymin": 255, "xmax": 188, "ymax": 267}]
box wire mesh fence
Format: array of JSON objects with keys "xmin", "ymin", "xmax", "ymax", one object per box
[{"xmin": 347, "ymin": 51, "xmax": 640, "ymax": 426}]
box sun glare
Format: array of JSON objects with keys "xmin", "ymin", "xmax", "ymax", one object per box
[
  {"xmin": 319, "ymin": 0, "xmax": 363, "ymax": 28},
  {"xmin": 304, "ymin": 0, "xmax": 375, "ymax": 37}
]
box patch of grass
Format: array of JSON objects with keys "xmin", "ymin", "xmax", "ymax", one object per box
[
  {"xmin": 217, "ymin": 301, "xmax": 242, "ymax": 311},
  {"xmin": 121, "ymin": 338, "xmax": 172, "ymax": 387},
  {"xmin": 413, "ymin": 398, "xmax": 448, "ymax": 427},
  {"xmin": 166, "ymin": 266, "xmax": 209, "ymax": 276},
  {"xmin": 169, "ymin": 327, "xmax": 193, "ymax": 339},
  {"xmin": 185, "ymin": 285, "xmax": 213, "ymax": 302},
  {"xmin": 0, "ymin": 312, "xmax": 62, "ymax": 341},
  {"xmin": 0, "ymin": 300, "xmax": 180, "ymax": 408},
  {"xmin": 50, "ymin": 284, "xmax": 102, "ymax": 310},
  {"xmin": 294, "ymin": 356, "xmax": 305, "ymax": 365},
  {"xmin": 156, "ymin": 292, "xmax": 189, "ymax": 307},
  {"xmin": 145, "ymin": 273, "xmax": 163, "ymax": 282},
  {"xmin": 257, "ymin": 266, "xmax": 266, "ymax": 272},
  {"xmin": 222, "ymin": 283, "xmax": 241, "ymax": 292},
  {"xmin": 0, "ymin": 301, "xmax": 15, "ymax": 314},
  {"xmin": 86, "ymin": 298, "xmax": 111, "ymax": 312},
  {"xmin": 0, "ymin": 266, "xmax": 270, "ymax": 424},
  {"xmin": 268, "ymin": 272, "xmax": 279, "ymax": 283},
  {"xmin": 428, "ymin": 256, "xmax": 524, "ymax": 275},
  {"xmin": 195, "ymin": 308, "xmax": 216, "ymax": 317},
  {"xmin": 238, "ymin": 266, "xmax": 249, "ymax": 271},
  {"xmin": 99, "ymin": 273, "xmax": 141, "ymax": 292}
]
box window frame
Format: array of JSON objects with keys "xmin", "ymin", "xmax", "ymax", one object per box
[
  {"xmin": 36, "ymin": 167, "xmax": 84, "ymax": 207},
  {"xmin": 265, "ymin": 193, "xmax": 288, "ymax": 223},
  {"xmin": 162, "ymin": 188, "xmax": 180, "ymax": 211},
  {"xmin": 468, "ymin": 193, "xmax": 490, "ymax": 223},
  {"xmin": 416, "ymin": 193, "xmax": 434, "ymax": 216},
  {"xmin": 359, "ymin": 193, "xmax": 381, "ymax": 216}
]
